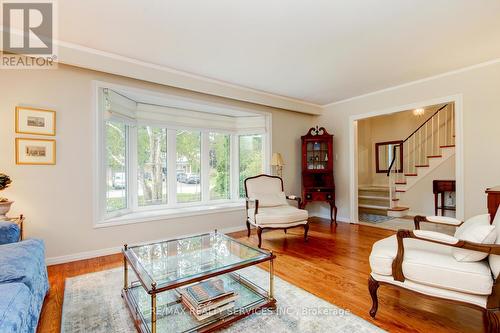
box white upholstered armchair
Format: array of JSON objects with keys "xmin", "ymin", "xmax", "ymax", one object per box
[
  {"xmin": 244, "ymin": 174, "xmax": 309, "ymax": 248},
  {"xmin": 368, "ymin": 211, "xmax": 500, "ymax": 332}
]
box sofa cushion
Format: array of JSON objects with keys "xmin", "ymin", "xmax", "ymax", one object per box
[
  {"xmin": 0, "ymin": 283, "xmax": 31, "ymax": 333},
  {"xmin": 452, "ymin": 224, "xmax": 496, "ymax": 262},
  {"xmin": 248, "ymin": 205, "xmax": 308, "ymax": 225},
  {"xmin": 454, "ymin": 214, "xmax": 490, "ymax": 239},
  {"xmin": 0, "ymin": 221, "xmax": 20, "ymax": 245},
  {"xmin": 0, "ymin": 239, "xmax": 49, "ymax": 332},
  {"xmin": 369, "ymin": 235, "xmax": 493, "ymax": 295}
]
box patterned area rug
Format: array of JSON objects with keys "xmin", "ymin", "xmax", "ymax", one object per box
[
  {"xmin": 359, "ymin": 213, "xmax": 395, "ymax": 224},
  {"xmin": 62, "ymin": 267, "xmax": 384, "ymax": 333}
]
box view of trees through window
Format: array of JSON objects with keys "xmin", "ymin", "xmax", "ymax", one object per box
[
  {"xmin": 239, "ymin": 135, "xmax": 263, "ymax": 197},
  {"xmin": 209, "ymin": 133, "xmax": 230, "ymax": 200},
  {"xmin": 105, "ymin": 120, "xmax": 128, "ymax": 212},
  {"xmin": 176, "ymin": 130, "xmax": 201, "ymax": 203},
  {"xmin": 103, "ymin": 119, "xmax": 265, "ymax": 214},
  {"xmin": 137, "ymin": 126, "xmax": 167, "ymax": 206}
]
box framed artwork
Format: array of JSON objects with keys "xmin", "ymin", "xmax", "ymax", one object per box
[
  {"xmin": 16, "ymin": 138, "xmax": 56, "ymax": 165},
  {"xmin": 16, "ymin": 106, "xmax": 56, "ymax": 136}
]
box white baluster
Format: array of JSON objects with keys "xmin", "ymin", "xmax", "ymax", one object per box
[{"xmin": 437, "ymin": 111, "xmax": 441, "ymax": 148}]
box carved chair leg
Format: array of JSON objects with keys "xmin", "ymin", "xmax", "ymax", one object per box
[
  {"xmin": 246, "ymin": 220, "xmax": 251, "ymax": 237},
  {"xmin": 484, "ymin": 309, "xmax": 500, "ymax": 333},
  {"xmin": 304, "ymin": 223, "xmax": 309, "ymax": 242},
  {"xmin": 257, "ymin": 227, "xmax": 263, "ymax": 248},
  {"xmin": 368, "ymin": 276, "xmax": 380, "ymax": 318}
]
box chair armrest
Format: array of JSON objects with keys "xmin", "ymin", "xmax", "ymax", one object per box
[
  {"xmin": 286, "ymin": 195, "xmax": 302, "ymax": 208},
  {"xmin": 414, "ymin": 215, "xmax": 463, "ymax": 230},
  {"xmin": 413, "ymin": 230, "xmax": 459, "ymax": 244},
  {"xmin": 245, "ymin": 197, "xmax": 259, "ymax": 215},
  {"xmin": 392, "ymin": 229, "xmax": 500, "ymax": 282}
]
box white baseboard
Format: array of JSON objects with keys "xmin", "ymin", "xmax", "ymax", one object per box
[{"xmin": 45, "ymin": 225, "xmax": 247, "ymax": 266}]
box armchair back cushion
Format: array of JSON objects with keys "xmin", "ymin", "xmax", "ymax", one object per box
[
  {"xmin": 489, "ymin": 206, "xmax": 500, "ymax": 279},
  {"xmin": 245, "ymin": 176, "xmax": 287, "ymax": 207},
  {"xmin": 452, "ymin": 214, "xmax": 496, "ymax": 262}
]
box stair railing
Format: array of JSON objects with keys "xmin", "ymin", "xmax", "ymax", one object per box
[{"xmin": 386, "ymin": 103, "xmax": 455, "ymax": 206}]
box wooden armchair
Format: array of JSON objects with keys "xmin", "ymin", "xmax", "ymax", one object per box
[
  {"xmin": 368, "ymin": 211, "xmax": 500, "ymax": 332},
  {"xmin": 245, "ymin": 174, "xmax": 309, "ymax": 248}
]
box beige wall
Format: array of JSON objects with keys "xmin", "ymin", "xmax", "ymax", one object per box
[
  {"xmin": 314, "ymin": 61, "xmax": 500, "ymax": 221},
  {"xmin": 0, "ymin": 64, "xmax": 313, "ymax": 261}
]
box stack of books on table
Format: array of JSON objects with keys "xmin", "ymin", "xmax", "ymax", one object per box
[{"xmin": 178, "ymin": 278, "xmax": 239, "ymax": 321}]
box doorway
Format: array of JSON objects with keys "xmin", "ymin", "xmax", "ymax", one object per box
[{"xmin": 349, "ymin": 95, "xmax": 464, "ymax": 232}]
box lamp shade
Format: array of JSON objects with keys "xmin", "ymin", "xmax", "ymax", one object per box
[{"xmin": 271, "ymin": 153, "xmax": 284, "ymax": 166}]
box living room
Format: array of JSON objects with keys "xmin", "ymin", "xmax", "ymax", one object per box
[{"xmin": 1, "ymin": 1, "xmax": 500, "ymax": 333}]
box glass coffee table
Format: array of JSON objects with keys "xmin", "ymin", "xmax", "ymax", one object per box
[{"xmin": 122, "ymin": 231, "xmax": 276, "ymax": 333}]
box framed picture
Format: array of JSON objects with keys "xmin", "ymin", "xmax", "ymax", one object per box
[
  {"xmin": 16, "ymin": 138, "xmax": 56, "ymax": 165},
  {"xmin": 16, "ymin": 106, "xmax": 56, "ymax": 136}
]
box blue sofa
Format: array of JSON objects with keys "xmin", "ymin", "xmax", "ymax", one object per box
[{"xmin": 0, "ymin": 222, "xmax": 49, "ymax": 333}]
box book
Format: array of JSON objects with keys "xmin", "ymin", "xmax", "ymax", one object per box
[
  {"xmin": 179, "ymin": 290, "xmax": 239, "ymax": 315},
  {"xmin": 185, "ymin": 279, "xmax": 233, "ymax": 304},
  {"xmin": 181, "ymin": 298, "xmax": 235, "ymax": 321}
]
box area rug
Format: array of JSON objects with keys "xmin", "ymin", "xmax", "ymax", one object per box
[
  {"xmin": 359, "ymin": 213, "xmax": 394, "ymax": 224},
  {"xmin": 62, "ymin": 266, "xmax": 384, "ymax": 333}
]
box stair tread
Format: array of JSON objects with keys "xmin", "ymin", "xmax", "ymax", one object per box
[
  {"xmin": 440, "ymin": 145, "xmax": 455, "ymax": 148},
  {"xmin": 427, "ymin": 155, "xmax": 442, "ymax": 158},
  {"xmin": 388, "ymin": 206, "xmax": 409, "ymax": 211},
  {"xmin": 415, "ymin": 165, "xmax": 429, "ymax": 167},
  {"xmin": 358, "ymin": 195, "xmax": 390, "ymax": 200},
  {"xmin": 358, "ymin": 204, "xmax": 390, "ymax": 210},
  {"xmin": 405, "ymin": 173, "xmax": 418, "ymax": 176}
]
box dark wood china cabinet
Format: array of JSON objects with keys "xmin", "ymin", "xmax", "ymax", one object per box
[{"xmin": 301, "ymin": 126, "xmax": 337, "ymax": 223}]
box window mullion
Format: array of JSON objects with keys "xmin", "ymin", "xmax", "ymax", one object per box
[
  {"xmin": 201, "ymin": 131, "xmax": 210, "ymax": 203},
  {"xmin": 167, "ymin": 129, "xmax": 177, "ymax": 208}
]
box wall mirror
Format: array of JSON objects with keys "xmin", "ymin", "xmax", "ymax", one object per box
[{"xmin": 375, "ymin": 140, "xmax": 403, "ymax": 173}]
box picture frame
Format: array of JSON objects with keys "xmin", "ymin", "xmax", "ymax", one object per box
[
  {"xmin": 16, "ymin": 138, "xmax": 56, "ymax": 165},
  {"xmin": 16, "ymin": 106, "xmax": 56, "ymax": 136}
]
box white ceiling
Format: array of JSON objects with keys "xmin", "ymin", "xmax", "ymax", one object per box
[{"xmin": 55, "ymin": 1, "xmax": 500, "ymax": 105}]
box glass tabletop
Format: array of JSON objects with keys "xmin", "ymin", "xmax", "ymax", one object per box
[{"xmin": 125, "ymin": 232, "xmax": 271, "ymax": 291}]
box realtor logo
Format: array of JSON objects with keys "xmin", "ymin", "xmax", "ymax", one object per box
[{"xmin": 1, "ymin": 0, "xmax": 57, "ymax": 68}]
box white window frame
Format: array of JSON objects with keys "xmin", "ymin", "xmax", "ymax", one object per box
[{"xmin": 93, "ymin": 81, "xmax": 271, "ymax": 227}]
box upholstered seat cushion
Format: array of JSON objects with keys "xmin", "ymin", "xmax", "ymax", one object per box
[
  {"xmin": 0, "ymin": 283, "xmax": 31, "ymax": 333},
  {"xmin": 0, "ymin": 221, "xmax": 20, "ymax": 245},
  {"xmin": 370, "ymin": 235, "xmax": 494, "ymax": 295},
  {"xmin": 248, "ymin": 205, "xmax": 308, "ymax": 225}
]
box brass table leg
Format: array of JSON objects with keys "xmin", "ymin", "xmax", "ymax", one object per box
[
  {"xmin": 151, "ymin": 293, "xmax": 157, "ymax": 333},
  {"xmin": 269, "ymin": 252, "xmax": 274, "ymax": 300},
  {"xmin": 123, "ymin": 244, "xmax": 128, "ymax": 291}
]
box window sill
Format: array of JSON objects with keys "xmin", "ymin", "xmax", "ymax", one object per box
[{"xmin": 95, "ymin": 201, "xmax": 245, "ymax": 229}]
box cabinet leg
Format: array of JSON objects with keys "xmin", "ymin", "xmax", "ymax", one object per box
[{"xmin": 330, "ymin": 202, "xmax": 337, "ymax": 224}]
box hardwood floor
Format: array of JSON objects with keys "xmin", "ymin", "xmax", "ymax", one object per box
[{"xmin": 38, "ymin": 217, "xmax": 483, "ymax": 333}]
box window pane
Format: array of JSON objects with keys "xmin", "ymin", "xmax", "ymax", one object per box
[
  {"xmin": 239, "ymin": 134, "xmax": 263, "ymax": 197},
  {"xmin": 209, "ymin": 133, "xmax": 230, "ymax": 200},
  {"xmin": 176, "ymin": 130, "xmax": 201, "ymax": 203},
  {"xmin": 105, "ymin": 120, "xmax": 127, "ymax": 212},
  {"xmin": 138, "ymin": 126, "xmax": 167, "ymax": 206}
]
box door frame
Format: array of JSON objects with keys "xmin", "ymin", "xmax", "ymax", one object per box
[{"xmin": 348, "ymin": 94, "xmax": 464, "ymax": 223}]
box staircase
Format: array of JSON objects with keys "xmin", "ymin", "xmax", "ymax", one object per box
[{"xmin": 387, "ymin": 103, "xmax": 455, "ymax": 217}]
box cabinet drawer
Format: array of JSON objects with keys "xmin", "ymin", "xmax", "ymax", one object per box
[{"xmin": 305, "ymin": 192, "xmax": 334, "ymax": 201}]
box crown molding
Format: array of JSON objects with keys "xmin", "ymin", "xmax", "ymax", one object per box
[
  {"xmin": 323, "ymin": 58, "xmax": 500, "ymax": 108},
  {"xmin": 53, "ymin": 40, "xmax": 322, "ymax": 115}
]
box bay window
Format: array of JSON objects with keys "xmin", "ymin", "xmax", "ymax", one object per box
[{"xmin": 97, "ymin": 85, "xmax": 270, "ymax": 224}]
